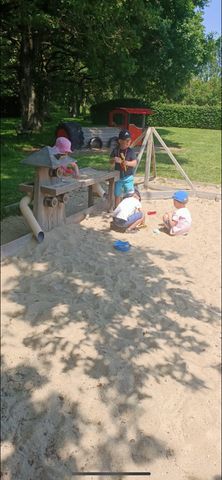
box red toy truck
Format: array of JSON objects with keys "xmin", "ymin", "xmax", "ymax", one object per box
[
  {"xmin": 56, "ymin": 106, "xmax": 154, "ymax": 149},
  {"xmin": 108, "ymin": 107, "xmax": 154, "ymax": 145}
]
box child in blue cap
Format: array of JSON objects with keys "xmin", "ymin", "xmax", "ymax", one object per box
[{"xmin": 163, "ymin": 190, "xmax": 192, "ymax": 236}]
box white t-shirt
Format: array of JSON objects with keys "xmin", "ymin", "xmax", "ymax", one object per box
[
  {"xmin": 172, "ymin": 207, "xmax": 192, "ymax": 229},
  {"xmin": 113, "ymin": 197, "xmax": 141, "ymax": 221}
]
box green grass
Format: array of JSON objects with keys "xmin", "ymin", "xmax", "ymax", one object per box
[
  {"xmin": 152, "ymin": 126, "xmax": 221, "ymax": 184},
  {"xmin": 0, "ymin": 112, "xmax": 221, "ymax": 217}
]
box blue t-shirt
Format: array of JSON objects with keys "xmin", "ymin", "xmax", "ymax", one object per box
[{"xmin": 110, "ymin": 147, "xmax": 137, "ymax": 179}]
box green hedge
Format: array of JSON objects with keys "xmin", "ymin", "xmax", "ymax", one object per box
[
  {"xmin": 90, "ymin": 98, "xmax": 148, "ymax": 124},
  {"xmin": 90, "ymin": 100, "xmax": 221, "ymax": 129},
  {"xmin": 149, "ymin": 104, "xmax": 221, "ymax": 130}
]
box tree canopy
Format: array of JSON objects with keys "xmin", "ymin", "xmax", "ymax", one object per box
[{"xmin": 1, "ymin": 0, "xmax": 218, "ymax": 130}]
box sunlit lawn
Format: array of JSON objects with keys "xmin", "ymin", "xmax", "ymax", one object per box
[
  {"xmin": 152, "ymin": 126, "xmax": 221, "ymax": 184},
  {"xmin": 0, "ymin": 114, "xmax": 221, "ymax": 216}
]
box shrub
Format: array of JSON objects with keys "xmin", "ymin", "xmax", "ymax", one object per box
[
  {"xmin": 0, "ymin": 96, "xmax": 21, "ymax": 118},
  {"xmin": 149, "ymin": 104, "xmax": 221, "ymax": 130}
]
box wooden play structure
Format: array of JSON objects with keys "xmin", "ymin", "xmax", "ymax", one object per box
[
  {"xmin": 19, "ymin": 147, "xmax": 119, "ymax": 241},
  {"xmin": 131, "ymin": 127, "xmax": 221, "ymax": 201}
]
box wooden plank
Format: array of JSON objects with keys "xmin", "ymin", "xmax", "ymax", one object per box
[
  {"xmin": 57, "ymin": 201, "xmax": 66, "ymax": 226},
  {"xmin": 88, "ymin": 185, "xmax": 94, "ymax": 207},
  {"xmin": 107, "ymin": 177, "xmax": 115, "ymax": 212},
  {"xmin": 141, "ymin": 189, "xmax": 221, "ymax": 201},
  {"xmin": 1, "ymin": 233, "xmax": 33, "ymax": 260},
  {"xmin": 143, "ymin": 191, "xmax": 174, "ymax": 199},
  {"xmin": 40, "ymin": 169, "xmax": 119, "ymax": 196},
  {"xmin": 40, "ymin": 181, "xmax": 80, "ymax": 196},
  {"xmin": 19, "ymin": 183, "xmax": 34, "ymax": 194},
  {"xmin": 33, "ymin": 167, "xmax": 50, "ymax": 229},
  {"xmin": 152, "ymin": 128, "xmax": 196, "ymax": 192},
  {"xmin": 80, "ymin": 170, "xmax": 120, "ymax": 184},
  {"xmin": 195, "ymin": 191, "xmax": 221, "ymax": 200},
  {"xmin": 149, "ymin": 183, "xmax": 191, "ymax": 192},
  {"xmin": 47, "ymin": 200, "xmax": 65, "ymax": 231},
  {"xmin": 144, "ymin": 131, "xmax": 153, "ymax": 189},
  {"xmin": 151, "ymin": 139, "xmax": 157, "ymax": 178},
  {"xmin": 65, "ymin": 202, "xmax": 104, "ymax": 225},
  {"xmin": 134, "ymin": 127, "xmax": 152, "ymax": 174}
]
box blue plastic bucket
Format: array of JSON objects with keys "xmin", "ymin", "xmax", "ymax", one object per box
[{"xmin": 113, "ymin": 240, "xmax": 131, "ymax": 252}]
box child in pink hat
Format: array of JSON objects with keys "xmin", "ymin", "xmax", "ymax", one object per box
[
  {"xmin": 51, "ymin": 136, "xmax": 107, "ymax": 199},
  {"xmin": 51, "ymin": 137, "xmax": 80, "ymax": 178}
]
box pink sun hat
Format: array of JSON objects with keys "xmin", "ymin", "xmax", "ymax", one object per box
[{"xmin": 51, "ymin": 137, "xmax": 73, "ymax": 154}]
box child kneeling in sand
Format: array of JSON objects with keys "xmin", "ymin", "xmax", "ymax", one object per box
[
  {"xmin": 111, "ymin": 188, "xmax": 145, "ymax": 233},
  {"xmin": 163, "ymin": 190, "xmax": 192, "ymax": 236}
]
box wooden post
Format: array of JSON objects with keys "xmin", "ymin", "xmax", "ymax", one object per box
[
  {"xmin": 134, "ymin": 127, "xmax": 152, "ymax": 174},
  {"xmin": 151, "ymin": 129, "xmax": 157, "ymax": 178},
  {"xmin": 144, "ymin": 131, "xmax": 153, "ymax": 189},
  {"xmin": 33, "ymin": 167, "xmax": 48, "ymax": 227},
  {"xmin": 33, "ymin": 167, "xmax": 66, "ymax": 231},
  {"xmin": 107, "ymin": 177, "xmax": 115, "ymax": 212},
  {"xmin": 88, "ymin": 185, "xmax": 94, "ymax": 207},
  {"xmin": 152, "ymin": 128, "xmax": 196, "ymax": 192}
]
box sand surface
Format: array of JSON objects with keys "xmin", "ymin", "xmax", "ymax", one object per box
[
  {"xmin": 1, "ymin": 192, "xmax": 221, "ymax": 480},
  {"xmin": 1, "ymin": 188, "xmax": 101, "ymax": 245}
]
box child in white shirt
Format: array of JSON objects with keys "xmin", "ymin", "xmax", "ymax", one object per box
[
  {"xmin": 163, "ymin": 190, "xmax": 192, "ymax": 236},
  {"xmin": 112, "ymin": 188, "xmax": 145, "ymax": 232}
]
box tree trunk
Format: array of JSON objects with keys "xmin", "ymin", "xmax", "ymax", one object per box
[
  {"xmin": 68, "ymin": 102, "xmax": 77, "ymax": 117},
  {"xmin": 68, "ymin": 92, "xmax": 82, "ymax": 117},
  {"xmin": 19, "ymin": 28, "xmax": 43, "ymax": 132},
  {"xmin": 76, "ymin": 99, "xmax": 81, "ymax": 117}
]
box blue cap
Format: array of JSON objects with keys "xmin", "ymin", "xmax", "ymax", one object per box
[{"xmin": 172, "ymin": 190, "xmax": 188, "ymax": 203}]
